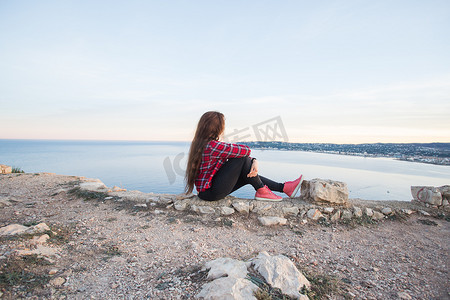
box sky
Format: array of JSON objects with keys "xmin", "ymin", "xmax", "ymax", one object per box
[{"xmin": 1, "ymin": 0, "xmax": 449, "ymax": 143}]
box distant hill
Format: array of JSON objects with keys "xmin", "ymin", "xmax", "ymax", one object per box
[{"xmin": 241, "ymin": 142, "xmax": 450, "ymax": 166}]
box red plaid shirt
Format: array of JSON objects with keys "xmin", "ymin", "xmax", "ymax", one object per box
[{"xmin": 195, "ymin": 140, "xmax": 251, "ymax": 192}]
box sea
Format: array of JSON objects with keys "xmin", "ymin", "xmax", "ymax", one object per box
[{"xmin": 1, "ymin": 139, "xmax": 449, "ymax": 201}]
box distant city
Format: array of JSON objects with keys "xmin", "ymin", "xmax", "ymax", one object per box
[{"xmin": 241, "ymin": 142, "xmax": 450, "ymax": 166}]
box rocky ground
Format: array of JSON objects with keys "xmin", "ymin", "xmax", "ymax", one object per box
[{"xmin": 0, "ymin": 173, "xmax": 449, "ymax": 299}]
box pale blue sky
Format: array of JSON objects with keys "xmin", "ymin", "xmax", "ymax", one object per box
[{"xmin": 1, "ymin": 0, "xmax": 449, "ymax": 143}]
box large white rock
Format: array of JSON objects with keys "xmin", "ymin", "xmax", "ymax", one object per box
[
  {"xmin": 203, "ymin": 257, "xmax": 249, "ymax": 280},
  {"xmin": 197, "ymin": 257, "xmax": 257, "ymax": 299},
  {"xmin": 251, "ymin": 252, "xmax": 310, "ymax": 299},
  {"xmin": 301, "ymin": 179, "xmax": 348, "ymax": 205},
  {"xmin": 411, "ymin": 186, "xmax": 442, "ymax": 206},
  {"xmin": 196, "ymin": 277, "xmax": 258, "ymax": 300}
]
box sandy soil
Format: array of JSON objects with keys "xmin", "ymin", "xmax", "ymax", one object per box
[{"xmin": 0, "ymin": 173, "xmax": 449, "ymax": 299}]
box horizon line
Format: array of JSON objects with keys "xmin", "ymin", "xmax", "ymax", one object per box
[{"xmin": 1, "ymin": 138, "xmax": 449, "ymax": 145}]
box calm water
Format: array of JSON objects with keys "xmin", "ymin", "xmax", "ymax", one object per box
[{"xmin": 1, "ymin": 139, "xmax": 449, "ymax": 201}]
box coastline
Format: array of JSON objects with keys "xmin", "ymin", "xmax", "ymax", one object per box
[
  {"xmin": 0, "ymin": 172, "xmax": 449, "ymax": 299},
  {"xmin": 243, "ymin": 141, "xmax": 450, "ymax": 166},
  {"xmin": 2, "ymin": 139, "xmax": 449, "ymax": 201}
]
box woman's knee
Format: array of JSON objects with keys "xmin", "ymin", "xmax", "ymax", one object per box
[{"xmin": 241, "ymin": 156, "xmax": 253, "ymax": 171}]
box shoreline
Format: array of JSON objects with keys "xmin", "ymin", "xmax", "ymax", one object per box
[{"xmin": 2, "ymin": 172, "xmax": 448, "ymax": 216}]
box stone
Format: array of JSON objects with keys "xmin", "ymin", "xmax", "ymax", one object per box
[
  {"xmin": 251, "ymin": 251, "xmax": 310, "ymax": 299},
  {"xmin": 353, "ymin": 206, "xmax": 363, "ymax": 218},
  {"xmin": 196, "ymin": 276, "xmax": 258, "ymax": 300},
  {"xmin": 32, "ymin": 234, "xmax": 50, "ymax": 244},
  {"xmin": 232, "ymin": 201, "xmax": 252, "ymax": 214},
  {"xmin": 365, "ymin": 208, "xmax": 374, "ymax": 217},
  {"xmin": 401, "ymin": 209, "xmax": 414, "ymax": 215},
  {"xmin": 203, "ymin": 257, "xmax": 249, "ymax": 280},
  {"xmin": 0, "ymin": 197, "xmax": 12, "ymax": 208},
  {"xmin": 341, "ymin": 209, "xmax": 352, "ymax": 220},
  {"xmin": 174, "ymin": 201, "xmax": 189, "ymax": 211},
  {"xmin": 371, "ymin": 211, "xmax": 385, "ymax": 220},
  {"xmin": 330, "ymin": 210, "xmax": 341, "ymax": 222},
  {"xmin": 217, "ymin": 206, "xmax": 235, "ymax": 216},
  {"xmin": 158, "ymin": 195, "xmax": 176, "ymax": 204},
  {"xmin": 397, "ymin": 291, "xmax": 412, "ymax": 299},
  {"xmin": 176, "ymin": 193, "xmax": 195, "ymax": 200},
  {"xmin": 197, "ymin": 257, "xmax": 258, "ymax": 299},
  {"xmin": 25, "ymin": 223, "xmax": 51, "ymax": 235},
  {"xmin": 111, "ymin": 186, "xmax": 126, "ymax": 192},
  {"xmin": 111, "ymin": 283, "xmax": 119, "ymax": 289},
  {"xmin": 134, "ymin": 203, "xmax": 147, "ymax": 208},
  {"xmin": 79, "ymin": 179, "xmax": 108, "ymax": 192},
  {"xmin": 0, "ymin": 224, "xmax": 28, "ymax": 236},
  {"xmin": 49, "ymin": 269, "xmax": 58, "ymax": 275},
  {"xmin": 411, "ymin": 186, "xmax": 442, "ymax": 206},
  {"xmin": 323, "ymin": 207, "xmax": 334, "ymax": 214},
  {"xmin": 253, "ymin": 203, "xmax": 273, "ymax": 214},
  {"xmin": 381, "ymin": 207, "xmax": 393, "ymax": 215},
  {"xmin": 282, "ymin": 206, "xmax": 299, "ymax": 216},
  {"xmin": 191, "ymin": 205, "xmax": 215, "ymax": 214},
  {"xmin": 438, "ymin": 185, "xmax": 450, "ymax": 200},
  {"xmin": 419, "ymin": 210, "xmax": 430, "ymax": 216},
  {"xmin": 0, "ymin": 165, "xmax": 12, "ymax": 174},
  {"xmin": 301, "ymin": 179, "xmax": 348, "ymax": 205},
  {"xmin": 307, "ymin": 209, "xmax": 323, "ymax": 220},
  {"xmin": 258, "ymin": 216, "xmax": 287, "ymax": 226},
  {"xmin": 443, "ymin": 199, "xmax": 449, "ymax": 207},
  {"xmin": 50, "ymin": 277, "xmax": 65, "ymax": 286},
  {"xmin": 17, "ymin": 245, "xmax": 60, "ymax": 258}
]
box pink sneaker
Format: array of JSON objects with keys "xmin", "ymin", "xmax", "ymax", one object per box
[
  {"xmin": 283, "ymin": 175, "xmax": 303, "ymax": 198},
  {"xmin": 255, "ymin": 186, "xmax": 282, "ymax": 202}
]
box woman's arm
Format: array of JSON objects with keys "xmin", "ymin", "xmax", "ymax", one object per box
[{"xmin": 208, "ymin": 140, "xmax": 251, "ymax": 159}]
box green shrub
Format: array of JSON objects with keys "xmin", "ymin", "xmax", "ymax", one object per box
[{"xmin": 12, "ymin": 166, "xmax": 25, "ymax": 173}]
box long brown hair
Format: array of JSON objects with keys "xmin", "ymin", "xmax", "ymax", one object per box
[{"xmin": 185, "ymin": 111, "xmax": 225, "ymax": 194}]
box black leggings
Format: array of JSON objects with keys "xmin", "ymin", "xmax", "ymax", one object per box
[{"xmin": 198, "ymin": 156, "xmax": 284, "ymax": 201}]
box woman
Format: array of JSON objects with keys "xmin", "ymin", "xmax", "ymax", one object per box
[{"xmin": 185, "ymin": 111, "xmax": 303, "ymax": 201}]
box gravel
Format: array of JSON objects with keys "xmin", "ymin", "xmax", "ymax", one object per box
[{"xmin": 0, "ymin": 173, "xmax": 448, "ymax": 299}]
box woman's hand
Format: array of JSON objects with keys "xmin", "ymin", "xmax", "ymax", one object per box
[{"xmin": 247, "ymin": 159, "xmax": 258, "ymax": 177}]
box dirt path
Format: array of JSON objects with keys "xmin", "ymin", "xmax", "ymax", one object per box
[{"xmin": 0, "ymin": 173, "xmax": 449, "ymax": 299}]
